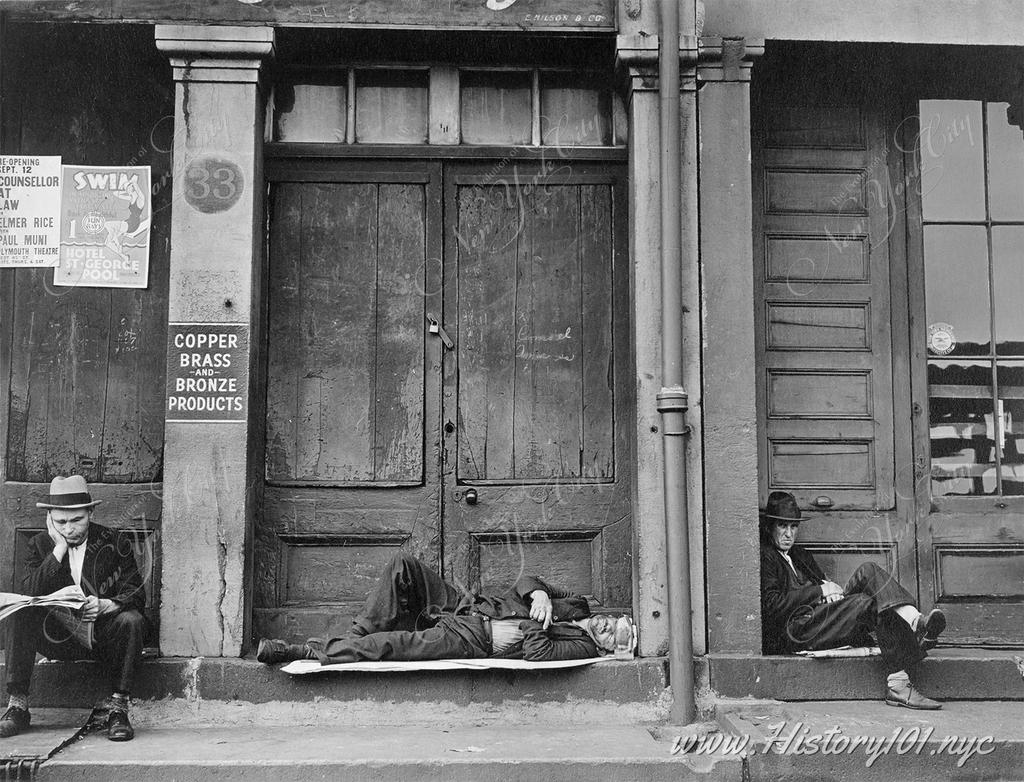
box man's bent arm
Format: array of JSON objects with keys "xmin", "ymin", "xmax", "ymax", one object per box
[
  {"xmin": 513, "ymin": 575, "xmax": 575, "ymax": 602},
  {"xmin": 519, "ymin": 619, "xmax": 599, "ymax": 661},
  {"xmin": 20, "ymin": 536, "xmax": 66, "ymax": 596}
]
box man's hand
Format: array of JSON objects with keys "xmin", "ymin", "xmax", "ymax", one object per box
[
  {"xmin": 529, "ymin": 589, "xmax": 553, "ymax": 629},
  {"xmin": 820, "ymin": 580, "xmax": 844, "ymax": 604},
  {"xmin": 46, "ymin": 515, "xmax": 68, "ymax": 561},
  {"xmin": 81, "ymin": 595, "xmax": 100, "ymax": 623},
  {"xmin": 80, "ymin": 597, "xmax": 117, "ymax": 623}
]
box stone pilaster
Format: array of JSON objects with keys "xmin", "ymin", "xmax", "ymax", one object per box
[
  {"xmin": 154, "ymin": 25, "xmax": 274, "ymax": 656},
  {"xmin": 616, "ymin": 35, "xmax": 706, "ymax": 657},
  {"xmin": 697, "ymin": 37, "xmax": 765, "ymax": 654}
]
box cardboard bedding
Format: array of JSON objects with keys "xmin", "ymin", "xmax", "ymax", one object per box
[
  {"xmin": 795, "ymin": 646, "xmax": 881, "ymax": 658},
  {"xmin": 281, "ymin": 656, "xmax": 618, "ymax": 674}
]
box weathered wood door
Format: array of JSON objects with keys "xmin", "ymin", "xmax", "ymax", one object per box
[
  {"xmin": 255, "ymin": 160, "xmax": 443, "ymax": 640},
  {"xmin": 441, "ymin": 163, "xmax": 632, "ymax": 611},
  {"xmin": 752, "ymin": 54, "xmax": 919, "ymax": 600},
  {"xmin": 255, "ymin": 159, "xmax": 632, "ymax": 639}
]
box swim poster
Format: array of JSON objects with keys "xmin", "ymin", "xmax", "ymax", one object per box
[{"xmin": 54, "ymin": 165, "xmax": 152, "ymax": 288}]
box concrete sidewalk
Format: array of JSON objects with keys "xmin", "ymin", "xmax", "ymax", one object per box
[{"xmin": 10, "ymin": 699, "xmax": 1024, "ymax": 781}]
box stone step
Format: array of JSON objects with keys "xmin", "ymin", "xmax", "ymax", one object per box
[
  {"xmin": 715, "ymin": 699, "xmax": 1024, "ymax": 781},
  {"xmin": 35, "ymin": 725, "xmax": 737, "ymax": 782},
  {"xmin": 1, "ymin": 656, "xmax": 671, "ymax": 726},
  {"xmin": 709, "ymin": 648, "xmax": 1024, "ymax": 700}
]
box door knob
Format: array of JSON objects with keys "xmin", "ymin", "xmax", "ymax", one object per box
[{"xmin": 464, "ymin": 488, "xmax": 479, "ymax": 505}]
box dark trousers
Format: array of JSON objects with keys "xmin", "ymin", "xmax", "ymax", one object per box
[
  {"xmin": 316, "ymin": 554, "xmax": 489, "ymax": 664},
  {"xmin": 785, "ymin": 562, "xmax": 925, "ymax": 674},
  {"xmin": 5, "ymin": 607, "xmax": 149, "ymax": 697},
  {"xmin": 349, "ymin": 553, "xmax": 464, "ymax": 636},
  {"xmin": 318, "ymin": 614, "xmax": 491, "ymax": 664}
]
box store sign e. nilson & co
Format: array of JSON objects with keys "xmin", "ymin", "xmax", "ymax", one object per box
[
  {"xmin": 166, "ymin": 324, "xmax": 249, "ymax": 423},
  {"xmin": 270, "ymin": 0, "xmax": 615, "ymax": 29},
  {"xmin": 54, "ymin": 165, "xmax": 152, "ymax": 289},
  {"xmin": 0, "ymin": 156, "xmax": 62, "ymax": 268}
]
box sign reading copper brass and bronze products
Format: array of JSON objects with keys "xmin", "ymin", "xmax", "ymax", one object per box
[{"xmin": 166, "ymin": 323, "xmax": 249, "ymax": 422}]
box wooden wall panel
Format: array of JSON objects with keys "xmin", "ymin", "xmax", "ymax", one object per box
[
  {"xmin": 767, "ymin": 371, "xmax": 871, "ymax": 417},
  {"xmin": 765, "ymin": 169, "xmax": 867, "ymax": 214},
  {"xmin": 265, "ymin": 182, "xmax": 426, "ymax": 484},
  {"xmin": 769, "ymin": 440, "xmax": 874, "ymax": 487},
  {"xmin": 476, "ymin": 533, "xmax": 595, "ymax": 595},
  {"xmin": 579, "ymin": 185, "xmax": 615, "ymax": 480},
  {"xmin": 763, "ymin": 106, "xmax": 865, "ymax": 149},
  {"xmin": 456, "ymin": 185, "xmax": 518, "ymax": 482},
  {"xmin": 374, "ymin": 184, "xmax": 425, "ymax": 482},
  {"xmin": 457, "ymin": 183, "xmax": 615, "ymax": 482},
  {"xmin": 766, "ymin": 303, "xmax": 869, "ymax": 350},
  {"xmin": 3, "ymin": 24, "xmax": 172, "ymax": 485},
  {"xmin": 766, "ymin": 235, "xmax": 869, "ymax": 282},
  {"xmin": 935, "ymin": 546, "xmax": 1024, "ymax": 600},
  {"xmin": 513, "ymin": 185, "xmax": 582, "ymax": 480}
]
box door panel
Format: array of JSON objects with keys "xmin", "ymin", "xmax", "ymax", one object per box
[
  {"xmin": 442, "ymin": 163, "xmax": 632, "ymax": 609},
  {"xmin": 255, "ymin": 161, "xmax": 442, "ymax": 641},
  {"xmin": 753, "ymin": 66, "xmax": 916, "ymax": 592}
]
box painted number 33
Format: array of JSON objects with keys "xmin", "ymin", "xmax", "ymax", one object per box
[{"xmin": 184, "ymin": 155, "xmax": 245, "ymax": 214}]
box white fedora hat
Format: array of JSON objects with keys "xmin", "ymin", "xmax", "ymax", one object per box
[{"xmin": 35, "ymin": 475, "xmax": 102, "ymax": 509}]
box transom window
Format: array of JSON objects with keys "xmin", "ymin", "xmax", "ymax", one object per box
[
  {"xmin": 270, "ymin": 66, "xmax": 625, "ymax": 147},
  {"xmin": 922, "ymin": 99, "xmax": 1024, "ymax": 496}
]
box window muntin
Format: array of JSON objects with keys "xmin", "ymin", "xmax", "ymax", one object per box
[{"xmin": 922, "ymin": 99, "xmax": 1024, "ymax": 497}]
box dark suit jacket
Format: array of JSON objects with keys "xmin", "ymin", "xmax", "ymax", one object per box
[
  {"xmin": 514, "ymin": 619, "xmax": 599, "ymax": 661},
  {"xmin": 21, "ymin": 522, "xmax": 147, "ymax": 614},
  {"xmin": 463, "ymin": 575, "xmax": 591, "ymax": 623},
  {"xmin": 760, "ymin": 544, "xmax": 826, "ymax": 654}
]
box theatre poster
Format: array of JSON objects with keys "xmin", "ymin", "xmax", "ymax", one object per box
[{"xmin": 54, "ymin": 165, "xmax": 152, "ymax": 288}]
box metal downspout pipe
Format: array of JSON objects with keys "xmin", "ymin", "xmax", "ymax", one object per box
[{"xmin": 657, "ymin": 0, "xmax": 695, "ymax": 724}]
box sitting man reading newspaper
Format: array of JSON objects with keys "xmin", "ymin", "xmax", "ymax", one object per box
[
  {"xmin": 1, "ymin": 476, "xmax": 148, "ymax": 742},
  {"xmin": 257, "ymin": 553, "xmax": 627, "ymax": 665}
]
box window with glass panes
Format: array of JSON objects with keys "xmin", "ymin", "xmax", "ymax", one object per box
[
  {"xmin": 270, "ymin": 67, "xmax": 626, "ymax": 147},
  {"xmin": 921, "ymin": 99, "xmax": 1024, "ymax": 496}
]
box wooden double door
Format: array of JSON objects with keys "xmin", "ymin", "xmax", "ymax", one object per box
[
  {"xmin": 753, "ymin": 45, "xmax": 1024, "ymax": 646},
  {"xmin": 254, "ymin": 158, "xmax": 631, "ymax": 640}
]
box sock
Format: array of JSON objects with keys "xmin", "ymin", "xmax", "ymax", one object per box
[
  {"xmin": 887, "ymin": 670, "xmax": 909, "ymax": 689},
  {"xmin": 895, "ymin": 604, "xmax": 921, "ymax": 628},
  {"xmin": 110, "ymin": 693, "xmax": 130, "ymax": 712},
  {"xmin": 7, "ymin": 694, "xmax": 28, "ymax": 712}
]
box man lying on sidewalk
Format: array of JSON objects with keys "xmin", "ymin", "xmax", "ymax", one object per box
[{"xmin": 257, "ymin": 553, "xmax": 624, "ymax": 664}]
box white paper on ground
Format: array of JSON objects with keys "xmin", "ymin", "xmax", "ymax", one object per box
[{"xmin": 281, "ymin": 656, "xmax": 617, "ymax": 675}]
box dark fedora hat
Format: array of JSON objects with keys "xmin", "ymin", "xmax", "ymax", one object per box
[
  {"xmin": 35, "ymin": 475, "xmax": 102, "ymax": 509},
  {"xmin": 763, "ymin": 490, "xmax": 802, "ymax": 523}
]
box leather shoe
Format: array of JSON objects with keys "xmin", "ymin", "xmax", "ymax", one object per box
[
  {"xmin": 916, "ymin": 608, "xmax": 946, "ymax": 651},
  {"xmin": 0, "ymin": 706, "xmax": 30, "ymax": 738},
  {"xmin": 256, "ymin": 638, "xmax": 317, "ymax": 664},
  {"xmin": 107, "ymin": 708, "xmax": 134, "ymax": 742},
  {"xmin": 885, "ymin": 680, "xmax": 941, "ymax": 710}
]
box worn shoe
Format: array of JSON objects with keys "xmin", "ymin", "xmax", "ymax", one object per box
[
  {"xmin": 0, "ymin": 706, "xmax": 30, "ymax": 738},
  {"xmin": 885, "ymin": 681, "xmax": 941, "ymax": 710},
  {"xmin": 916, "ymin": 608, "xmax": 946, "ymax": 651},
  {"xmin": 256, "ymin": 638, "xmax": 317, "ymax": 664},
  {"xmin": 107, "ymin": 708, "xmax": 134, "ymax": 741}
]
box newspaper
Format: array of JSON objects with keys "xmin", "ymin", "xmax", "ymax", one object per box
[{"xmin": 0, "ymin": 585, "xmax": 93, "ymax": 648}]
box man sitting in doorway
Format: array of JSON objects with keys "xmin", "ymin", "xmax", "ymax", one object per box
[
  {"xmin": 760, "ymin": 491, "xmax": 946, "ymax": 710},
  {"xmin": 1, "ymin": 476, "xmax": 149, "ymax": 741},
  {"xmin": 257, "ymin": 553, "xmax": 625, "ymax": 664}
]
